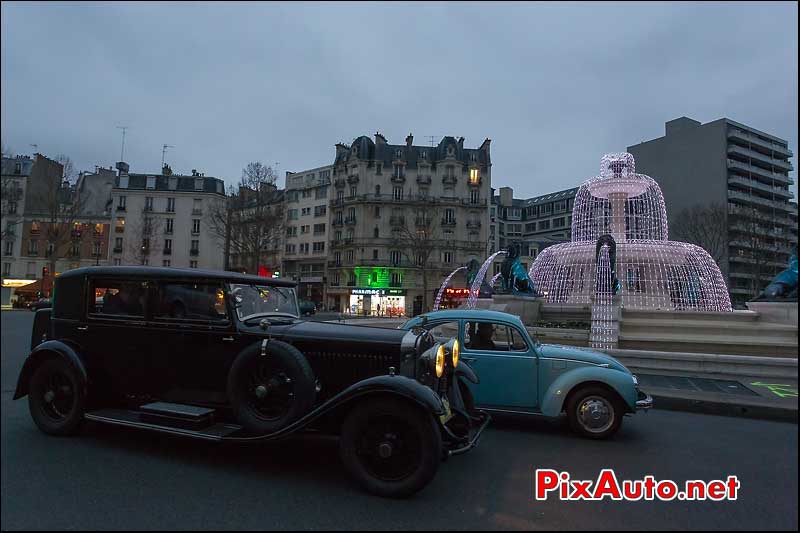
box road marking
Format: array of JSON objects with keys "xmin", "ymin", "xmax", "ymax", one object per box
[{"xmin": 749, "ymin": 382, "xmax": 798, "ymax": 399}]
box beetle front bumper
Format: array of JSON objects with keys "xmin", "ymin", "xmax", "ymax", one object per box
[{"xmin": 636, "ymin": 390, "xmax": 654, "ymax": 410}]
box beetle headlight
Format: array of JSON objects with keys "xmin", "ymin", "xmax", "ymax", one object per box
[{"xmin": 444, "ymin": 338, "xmax": 459, "ymax": 368}]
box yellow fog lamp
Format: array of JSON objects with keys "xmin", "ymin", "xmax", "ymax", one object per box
[
  {"xmin": 435, "ymin": 344, "xmax": 445, "ymax": 378},
  {"xmin": 444, "ymin": 338, "xmax": 459, "ymax": 368}
]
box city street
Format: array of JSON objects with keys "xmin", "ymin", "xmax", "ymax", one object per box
[{"xmin": 1, "ymin": 311, "xmax": 797, "ymax": 531}]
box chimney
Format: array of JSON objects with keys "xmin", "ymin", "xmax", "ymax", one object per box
[
  {"xmin": 115, "ymin": 161, "xmax": 129, "ymax": 177},
  {"xmin": 162, "ymin": 164, "xmax": 172, "ymax": 176},
  {"xmin": 406, "ymin": 133, "xmax": 414, "ymax": 147},
  {"xmin": 375, "ymin": 132, "xmax": 386, "ymax": 145},
  {"xmin": 191, "ymin": 169, "xmax": 198, "ymax": 176},
  {"xmin": 457, "ymin": 137, "xmax": 464, "ymax": 150}
]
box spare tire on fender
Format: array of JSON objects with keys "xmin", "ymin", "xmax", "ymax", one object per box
[{"xmin": 227, "ymin": 339, "xmax": 316, "ymax": 434}]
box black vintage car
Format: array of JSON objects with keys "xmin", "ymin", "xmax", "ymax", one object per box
[{"xmin": 14, "ymin": 267, "xmax": 489, "ymax": 498}]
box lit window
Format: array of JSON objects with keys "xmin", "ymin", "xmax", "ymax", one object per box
[{"xmin": 470, "ymin": 168, "xmax": 480, "ymax": 184}]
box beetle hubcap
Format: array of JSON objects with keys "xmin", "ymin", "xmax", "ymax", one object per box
[{"xmin": 578, "ymin": 396, "xmax": 614, "ymax": 433}]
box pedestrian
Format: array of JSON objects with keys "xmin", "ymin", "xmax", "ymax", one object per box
[{"xmin": 376, "ymin": 303, "xmax": 381, "ymax": 317}]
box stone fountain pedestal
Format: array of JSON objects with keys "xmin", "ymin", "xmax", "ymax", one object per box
[
  {"xmin": 746, "ymin": 300, "xmax": 798, "ymax": 325},
  {"xmin": 467, "ymin": 294, "xmax": 543, "ymax": 325}
]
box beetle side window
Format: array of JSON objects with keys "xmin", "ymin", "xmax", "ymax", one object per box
[
  {"xmin": 422, "ymin": 321, "xmax": 459, "ymax": 343},
  {"xmin": 464, "ymin": 321, "xmax": 528, "ymax": 352},
  {"xmin": 154, "ymin": 282, "xmax": 229, "ymax": 323},
  {"xmin": 90, "ymin": 280, "xmax": 147, "ymax": 319}
]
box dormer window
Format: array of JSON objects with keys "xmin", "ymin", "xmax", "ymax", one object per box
[
  {"xmin": 447, "ymin": 146, "xmax": 454, "ymax": 156},
  {"xmin": 470, "ymin": 152, "xmax": 477, "ymax": 162},
  {"xmin": 395, "ymin": 149, "xmax": 402, "ymax": 159},
  {"xmin": 194, "ymin": 178, "xmax": 203, "ymax": 191},
  {"xmin": 420, "ymin": 151, "xmax": 427, "ymax": 160},
  {"xmin": 146, "ymin": 176, "xmax": 156, "ymax": 189}
]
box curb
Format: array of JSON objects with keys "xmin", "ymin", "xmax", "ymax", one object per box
[{"xmin": 649, "ymin": 392, "xmax": 798, "ymax": 424}]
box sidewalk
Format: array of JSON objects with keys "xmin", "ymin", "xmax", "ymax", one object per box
[{"xmin": 636, "ymin": 371, "xmax": 797, "ymax": 423}]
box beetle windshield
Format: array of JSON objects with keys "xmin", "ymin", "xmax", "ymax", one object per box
[{"xmin": 229, "ymin": 283, "xmax": 299, "ymax": 320}]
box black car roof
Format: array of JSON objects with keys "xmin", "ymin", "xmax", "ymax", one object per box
[{"xmin": 57, "ymin": 266, "xmax": 297, "ymax": 288}]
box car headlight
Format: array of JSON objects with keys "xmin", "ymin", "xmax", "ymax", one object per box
[
  {"xmin": 631, "ymin": 374, "xmax": 639, "ymax": 387},
  {"xmin": 444, "ymin": 338, "xmax": 459, "ymax": 368},
  {"xmin": 435, "ymin": 344, "xmax": 445, "ymax": 378}
]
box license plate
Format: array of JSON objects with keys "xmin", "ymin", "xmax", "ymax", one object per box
[{"xmin": 439, "ymin": 397, "xmax": 453, "ymax": 424}]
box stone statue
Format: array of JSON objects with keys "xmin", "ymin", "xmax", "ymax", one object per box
[
  {"xmin": 499, "ymin": 243, "xmax": 536, "ymax": 295},
  {"xmin": 754, "ymin": 253, "xmax": 798, "ymax": 301},
  {"xmin": 465, "ymin": 258, "xmax": 494, "ymax": 298}
]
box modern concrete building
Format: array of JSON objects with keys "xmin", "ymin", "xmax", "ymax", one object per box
[
  {"xmin": 326, "ymin": 133, "xmax": 491, "ymax": 316},
  {"xmin": 108, "ymin": 162, "xmax": 227, "ymax": 270},
  {"xmin": 628, "ymin": 117, "xmax": 797, "ymax": 308},
  {"xmin": 283, "ymin": 165, "xmax": 332, "ymax": 307}
]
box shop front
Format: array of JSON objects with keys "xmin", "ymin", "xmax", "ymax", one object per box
[
  {"xmin": 1, "ymin": 278, "xmax": 38, "ymax": 307},
  {"xmin": 436, "ymin": 287, "xmax": 472, "ymax": 310},
  {"xmin": 348, "ymin": 288, "xmax": 407, "ymax": 317}
]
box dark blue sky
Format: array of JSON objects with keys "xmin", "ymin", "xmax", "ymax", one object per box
[{"xmin": 2, "ymin": 1, "xmax": 797, "ymax": 198}]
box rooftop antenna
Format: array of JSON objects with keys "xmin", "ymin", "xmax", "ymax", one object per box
[
  {"xmin": 162, "ymin": 144, "xmax": 174, "ymax": 169},
  {"xmin": 116, "ymin": 126, "xmax": 129, "ymax": 161},
  {"xmin": 426, "ymin": 136, "xmax": 436, "ymax": 147}
]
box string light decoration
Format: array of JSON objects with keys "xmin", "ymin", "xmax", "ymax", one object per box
[{"xmin": 529, "ymin": 153, "xmax": 732, "ymax": 313}]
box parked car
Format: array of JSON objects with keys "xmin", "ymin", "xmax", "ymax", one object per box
[
  {"xmin": 29, "ymin": 298, "xmax": 51, "ymax": 312},
  {"xmin": 14, "ymin": 267, "xmax": 489, "ymax": 498},
  {"xmin": 298, "ymin": 299, "xmax": 316, "ymax": 316},
  {"xmin": 401, "ymin": 309, "xmax": 652, "ymax": 439}
]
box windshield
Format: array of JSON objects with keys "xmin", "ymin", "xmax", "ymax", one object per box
[{"xmin": 229, "ymin": 283, "xmax": 299, "ymax": 320}]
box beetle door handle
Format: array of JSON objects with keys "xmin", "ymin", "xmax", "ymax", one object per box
[
  {"xmin": 222, "ymin": 336, "xmax": 234, "ymax": 342},
  {"xmin": 77, "ymin": 325, "xmax": 89, "ymax": 331},
  {"xmin": 461, "ymin": 356, "xmax": 476, "ymax": 363}
]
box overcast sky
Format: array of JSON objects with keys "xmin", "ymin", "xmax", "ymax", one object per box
[{"xmin": 2, "ymin": 1, "xmax": 797, "ymax": 198}]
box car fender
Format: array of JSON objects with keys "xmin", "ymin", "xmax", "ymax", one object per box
[
  {"xmin": 13, "ymin": 340, "xmax": 89, "ymax": 400},
  {"xmin": 539, "ymin": 366, "xmax": 637, "ymax": 417},
  {"xmin": 455, "ymin": 361, "xmax": 479, "ymax": 384},
  {"xmin": 328, "ymin": 374, "xmax": 446, "ymax": 416}
]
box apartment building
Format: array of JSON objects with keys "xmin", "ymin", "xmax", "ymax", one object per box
[
  {"xmin": 283, "ymin": 165, "xmax": 332, "ymax": 306},
  {"xmin": 108, "ymin": 162, "xmax": 227, "ymax": 270},
  {"xmin": 326, "ymin": 133, "xmax": 491, "ymax": 316},
  {"xmin": 628, "ymin": 117, "xmax": 797, "ymax": 308}
]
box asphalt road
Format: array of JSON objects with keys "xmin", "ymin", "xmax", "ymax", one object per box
[{"xmin": 1, "ymin": 310, "xmax": 798, "ymax": 531}]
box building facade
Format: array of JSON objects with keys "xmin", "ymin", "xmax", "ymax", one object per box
[
  {"xmin": 2, "ymin": 154, "xmax": 113, "ymax": 305},
  {"xmin": 326, "ymin": 133, "xmax": 491, "ymax": 317},
  {"xmin": 283, "ymin": 165, "xmax": 332, "ymax": 307},
  {"xmin": 109, "ymin": 162, "xmax": 227, "ymax": 270},
  {"xmin": 628, "ymin": 117, "xmax": 797, "ymax": 308}
]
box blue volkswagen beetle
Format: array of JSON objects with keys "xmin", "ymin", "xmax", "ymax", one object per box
[{"xmin": 401, "ymin": 310, "xmax": 652, "ymax": 439}]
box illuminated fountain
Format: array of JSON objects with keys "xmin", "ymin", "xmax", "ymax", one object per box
[
  {"xmin": 529, "ymin": 153, "xmax": 731, "ymax": 313},
  {"xmin": 432, "ymin": 266, "xmax": 467, "ymax": 311}
]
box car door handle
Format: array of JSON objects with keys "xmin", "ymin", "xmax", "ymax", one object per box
[
  {"xmin": 222, "ymin": 336, "xmax": 234, "ymax": 342},
  {"xmin": 461, "ymin": 356, "xmax": 476, "ymax": 363},
  {"xmin": 77, "ymin": 325, "xmax": 89, "ymax": 331}
]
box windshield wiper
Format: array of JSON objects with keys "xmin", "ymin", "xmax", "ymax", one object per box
[{"xmin": 240, "ymin": 311, "xmax": 298, "ymax": 322}]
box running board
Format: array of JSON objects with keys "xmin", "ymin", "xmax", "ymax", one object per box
[
  {"xmin": 140, "ymin": 402, "xmax": 216, "ymax": 430},
  {"xmin": 85, "ymin": 409, "xmax": 243, "ymax": 441}
]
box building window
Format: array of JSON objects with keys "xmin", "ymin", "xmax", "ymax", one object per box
[
  {"xmin": 144, "ymin": 197, "xmax": 154, "ymax": 211},
  {"xmin": 194, "ymin": 178, "xmax": 203, "ymax": 191},
  {"xmin": 3, "ymin": 263, "xmax": 10, "ymax": 275},
  {"xmin": 334, "ymin": 252, "xmax": 341, "ymax": 266},
  {"xmin": 163, "ymin": 260, "xmax": 171, "ymax": 267},
  {"xmin": 114, "ymin": 237, "xmax": 123, "ymax": 251},
  {"xmin": 192, "ymin": 219, "xmax": 200, "ymax": 234},
  {"xmin": 373, "ymin": 249, "xmax": 379, "ymax": 260},
  {"xmin": 190, "ymin": 260, "xmax": 198, "ymax": 268},
  {"xmin": 313, "ymin": 242, "xmax": 325, "ymax": 253},
  {"xmin": 390, "ymin": 250, "xmax": 401, "ymax": 266},
  {"xmin": 115, "ymin": 218, "xmax": 125, "ymax": 233},
  {"xmin": 288, "ymin": 209, "xmax": 299, "ymax": 220},
  {"xmin": 374, "ymin": 206, "xmax": 381, "ymax": 218},
  {"xmin": 373, "ymin": 227, "xmax": 379, "ymax": 238},
  {"xmin": 93, "ymin": 241, "xmax": 102, "ymax": 256},
  {"xmin": 346, "ymin": 250, "xmax": 354, "ymax": 263},
  {"xmin": 28, "ymin": 240, "xmax": 38, "ymax": 255},
  {"xmin": 393, "ymin": 187, "xmax": 403, "ymax": 201},
  {"xmin": 470, "ymin": 189, "xmax": 479, "ymax": 204},
  {"xmin": 30, "ymin": 221, "xmax": 41, "ymax": 235},
  {"xmin": 167, "ymin": 197, "xmax": 175, "ymax": 212},
  {"xmin": 8, "ymin": 202, "xmax": 17, "ymax": 214},
  {"xmin": 4, "ymin": 240, "xmax": 13, "ymax": 256},
  {"xmin": 469, "ymin": 168, "xmax": 480, "ymax": 184},
  {"xmin": 165, "ymin": 219, "xmax": 174, "ymax": 234},
  {"xmin": 164, "ymin": 238, "xmax": 172, "ymax": 252},
  {"xmin": 314, "ymin": 205, "xmax": 327, "ymax": 217},
  {"xmin": 301, "ymin": 207, "xmax": 311, "ymax": 217},
  {"xmin": 113, "ymin": 258, "xmax": 121, "ymax": 266},
  {"xmin": 444, "ymin": 209, "xmax": 455, "ymax": 224},
  {"xmin": 443, "ymin": 251, "xmax": 453, "ymax": 263},
  {"xmin": 117, "ymin": 196, "xmax": 126, "ymax": 210},
  {"xmin": 391, "ymin": 272, "xmax": 402, "ymax": 287},
  {"xmin": 349, "ymin": 186, "xmax": 357, "ymax": 199}
]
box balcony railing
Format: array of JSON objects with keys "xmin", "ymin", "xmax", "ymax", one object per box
[
  {"xmin": 192, "ymin": 208, "xmax": 203, "ymax": 215},
  {"xmin": 347, "ymin": 175, "xmax": 359, "ymax": 184},
  {"xmin": 415, "ymin": 217, "xmax": 432, "ymax": 227},
  {"xmin": 113, "ymin": 246, "xmax": 123, "ymax": 253},
  {"xmin": 390, "ymin": 175, "xmax": 406, "ymax": 184},
  {"xmin": 416, "ymin": 175, "xmax": 431, "ymax": 185},
  {"xmin": 163, "ymin": 248, "xmax": 172, "ymax": 255},
  {"xmin": 728, "ymin": 175, "xmax": 794, "ymax": 199},
  {"xmin": 728, "ymin": 189, "xmax": 791, "ymax": 210},
  {"xmin": 442, "ymin": 175, "xmax": 457, "ymax": 186},
  {"xmin": 116, "ymin": 205, "xmax": 126, "ymax": 212},
  {"xmin": 727, "ymin": 129, "xmax": 793, "ymax": 158},
  {"xmin": 332, "ymin": 219, "xmax": 344, "ymax": 227},
  {"xmin": 441, "ymin": 218, "xmax": 457, "ymax": 226},
  {"xmin": 466, "ymin": 220, "xmax": 482, "ymax": 229},
  {"xmin": 344, "ymin": 217, "xmax": 357, "ymax": 225},
  {"xmin": 727, "ymin": 159, "xmax": 792, "ymax": 184},
  {"xmin": 190, "ymin": 249, "xmax": 199, "ymax": 256}
]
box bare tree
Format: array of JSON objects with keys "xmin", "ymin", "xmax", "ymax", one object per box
[
  {"xmin": 25, "ymin": 155, "xmax": 90, "ymax": 279},
  {"xmin": 670, "ymin": 202, "xmax": 728, "ymax": 265},
  {"xmin": 390, "ymin": 211, "xmax": 442, "ymax": 313},
  {"xmin": 208, "ymin": 162, "xmax": 285, "ymax": 273},
  {"xmin": 124, "ymin": 209, "xmax": 163, "ymax": 265},
  {"xmin": 728, "ymin": 204, "xmax": 784, "ymax": 300}
]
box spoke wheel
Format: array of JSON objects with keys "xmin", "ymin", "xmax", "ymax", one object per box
[{"xmin": 28, "ymin": 358, "xmax": 85, "ymax": 436}]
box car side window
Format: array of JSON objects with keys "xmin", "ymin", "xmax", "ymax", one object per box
[
  {"xmin": 90, "ymin": 280, "xmax": 147, "ymax": 319},
  {"xmin": 154, "ymin": 282, "xmax": 229, "ymax": 323},
  {"xmin": 424, "ymin": 321, "xmax": 459, "ymax": 343},
  {"xmin": 464, "ymin": 321, "xmax": 528, "ymax": 352}
]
